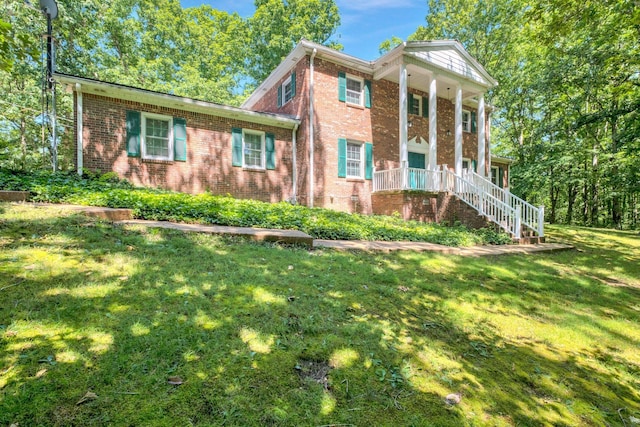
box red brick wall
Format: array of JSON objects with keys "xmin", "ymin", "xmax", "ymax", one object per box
[
  {"xmin": 236, "ymin": 53, "xmax": 493, "ymax": 215},
  {"xmin": 371, "ymin": 190, "xmax": 492, "ymax": 229},
  {"xmin": 491, "ymin": 160, "xmax": 510, "ymax": 188},
  {"xmin": 79, "ymin": 93, "xmax": 295, "ymax": 203}
]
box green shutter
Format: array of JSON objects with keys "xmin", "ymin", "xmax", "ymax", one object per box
[
  {"xmin": 471, "ymin": 111, "xmax": 477, "ymax": 133},
  {"xmin": 126, "ymin": 110, "xmax": 140, "ymax": 157},
  {"xmin": 338, "ymin": 72, "xmax": 346, "ymax": 102},
  {"xmin": 277, "ymin": 85, "xmax": 282, "ymax": 107},
  {"xmin": 408, "ymin": 93, "xmax": 415, "ymax": 115},
  {"xmin": 266, "ymin": 133, "xmax": 275, "ymax": 170},
  {"xmin": 364, "ymin": 79, "xmax": 372, "ymax": 108},
  {"xmin": 471, "ymin": 159, "xmax": 477, "ymax": 173},
  {"xmin": 365, "ymin": 142, "xmax": 373, "ymax": 179},
  {"xmin": 173, "ymin": 117, "xmax": 187, "ymax": 161},
  {"xmin": 498, "ymin": 167, "xmax": 504, "ymax": 188},
  {"xmin": 290, "ymin": 71, "xmax": 296, "ymax": 98},
  {"xmin": 422, "ymin": 96, "xmax": 429, "ymax": 118},
  {"xmin": 232, "ymin": 128, "xmax": 242, "ymax": 167},
  {"xmin": 337, "ymin": 138, "xmax": 346, "ymax": 177}
]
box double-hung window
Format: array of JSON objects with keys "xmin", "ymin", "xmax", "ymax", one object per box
[
  {"xmin": 282, "ymin": 75, "xmax": 294, "ymax": 104},
  {"xmin": 141, "ymin": 112, "xmax": 173, "ymax": 161},
  {"xmin": 462, "ymin": 110, "xmax": 471, "ymax": 132},
  {"xmin": 243, "ymin": 130, "xmax": 265, "ymax": 169},
  {"xmin": 277, "ymin": 72, "xmax": 296, "ymax": 107},
  {"xmin": 346, "ymin": 141, "xmax": 364, "ymax": 178},
  {"xmin": 232, "ymin": 128, "xmax": 275, "ymax": 170},
  {"xmin": 338, "ymin": 72, "xmax": 371, "ymax": 108},
  {"xmin": 338, "ymin": 138, "xmax": 372, "ymax": 179},
  {"xmin": 346, "ymin": 76, "xmax": 363, "ymax": 106},
  {"xmin": 491, "ymin": 166, "xmax": 500, "ymax": 186},
  {"xmin": 409, "ymin": 94, "xmax": 422, "ymax": 116}
]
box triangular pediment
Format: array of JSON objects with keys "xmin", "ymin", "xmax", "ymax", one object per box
[{"xmin": 403, "ymin": 41, "xmax": 496, "ymax": 87}]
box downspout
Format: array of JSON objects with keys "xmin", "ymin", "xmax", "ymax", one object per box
[
  {"xmin": 292, "ymin": 123, "xmax": 298, "ymax": 203},
  {"xmin": 75, "ymin": 83, "xmax": 83, "ymax": 176},
  {"xmin": 308, "ymin": 48, "xmax": 317, "ymax": 207}
]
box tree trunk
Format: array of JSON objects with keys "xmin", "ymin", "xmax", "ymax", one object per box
[
  {"xmin": 610, "ymin": 118, "xmax": 622, "ymax": 228},
  {"xmin": 590, "ymin": 145, "xmax": 598, "ymax": 226},
  {"xmin": 567, "ymin": 183, "xmax": 577, "ymax": 224},
  {"xmin": 20, "ymin": 116, "xmax": 27, "ymax": 170}
]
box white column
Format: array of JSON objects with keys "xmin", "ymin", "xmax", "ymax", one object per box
[
  {"xmin": 487, "ymin": 112, "xmax": 492, "ymax": 173},
  {"xmin": 399, "ymin": 63, "xmax": 408, "ymax": 168},
  {"xmin": 75, "ymin": 83, "xmax": 83, "ymax": 175},
  {"xmin": 454, "ymin": 84, "xmax": 463, "ymax": 176},
  {"xmin": 477, "ymin": 93, "xmax": 486, "ymax": 177},
  {"xmin": 428, "ymin": 75, "xmax": 437, "ymax": 171}
]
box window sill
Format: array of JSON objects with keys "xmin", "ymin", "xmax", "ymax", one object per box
[
  {"xmin": 346, "ymin": 177, "xmax": 365, "ymax": 182},
  {"xmin": 346, "ymin": 102, "xmax": 365, "ymax": 110},
  {"xmin": 142, "ymin": 158, "xmax": 174, "ymax": 164},
  {"xmin": 243, "ymin": 167, "xmax": 266, "ymax": 173}
]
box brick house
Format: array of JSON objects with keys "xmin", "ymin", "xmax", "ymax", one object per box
[{"xmin": 57, "ymin": 39, "xmax": 543, "ymax": 239}]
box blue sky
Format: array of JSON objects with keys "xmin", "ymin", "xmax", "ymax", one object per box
[{"xmin": 179, "ymin": 0, "xmax": 429, "ymax": 60}]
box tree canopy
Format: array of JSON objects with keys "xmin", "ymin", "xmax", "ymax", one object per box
[
  {"xmin": 394, "ymin": 0, "xmax": 639, "ymax": 228},
  {"xmin": 1, "ymin": 0, "xmax": 638, "ymax": 228},
  {"xmin": 0, "ymin": 0, "xmax": 340, "ymax": 170}
]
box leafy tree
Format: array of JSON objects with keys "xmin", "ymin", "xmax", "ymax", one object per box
[
  {"xmin": 247, "ymin": 0, "xmax": 341, "ymax": 83},
  {"xmin": 401, "ymin": 0, "xmax": 639, "ymax": 228}
]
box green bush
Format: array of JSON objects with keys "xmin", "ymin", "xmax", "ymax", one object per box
[{"xmin": 0, "ymin": 168, "xmax": 513, "ymax": 246}]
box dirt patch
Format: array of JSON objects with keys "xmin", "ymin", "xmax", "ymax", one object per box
[{"xmin": 295, "ymin": 359, "xmax": 331, "ymax": 390}]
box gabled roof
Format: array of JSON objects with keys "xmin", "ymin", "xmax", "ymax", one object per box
[
  {"xmin": 55, "ymin": 73, "xmax": 300, "ymax": 130},
  {"xmin": 377, "ymin": 40, "xmax": 498, "ymax": 87},
  {"xmin": 242, "ymin": 39, "xmax": 498, "ymax": 109}
]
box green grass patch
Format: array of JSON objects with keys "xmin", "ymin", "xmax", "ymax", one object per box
[
  {"xmin": 0, "ymin": 169, "xmax": 512, "ymax": 246},
  {"xmin": 1, "ymin": 203, "xmax": 639, "ymax": 426}
]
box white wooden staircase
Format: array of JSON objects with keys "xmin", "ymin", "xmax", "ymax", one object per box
[{"xmin": 373, "ymin": 165, "xmax": 545, "ymax": 242}]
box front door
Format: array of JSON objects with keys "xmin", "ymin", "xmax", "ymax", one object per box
[{"xmin": 408, "ymin": 152, "xmax": 426, "ymax": 189}]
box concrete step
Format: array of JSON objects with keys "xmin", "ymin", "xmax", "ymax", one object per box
[{"xmin": 0, "ymin": 191, "xmax": 30, "ymax": 202}]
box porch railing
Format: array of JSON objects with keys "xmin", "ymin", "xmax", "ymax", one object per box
[
  {"xmin": 373, "ymin": 166, "xmax": 544, "ymax": 238},
  {"xmin": 373, "ymin": 166, "xmax": 443, "ymax": 192},
  {"xmin": 463, "ymin": 170, "xmax": 544, "ymax": 237}
]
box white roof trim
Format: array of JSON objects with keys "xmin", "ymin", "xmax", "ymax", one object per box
[
  {"xmin": 55, "ymin": 73, "xmax": 300, "ymax": 130},
  {"xmin": 242, "ymin": 39, "xmax": 498, "ymax": 109},
  {"xmin": 491, "ymin": 156, "xmax": 514, "ymax": 164},
  {"xmin": 242, "ymin": 39, "xmax": 374, "ymax": 109}
]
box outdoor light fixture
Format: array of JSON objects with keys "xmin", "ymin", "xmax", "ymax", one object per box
[{"xmin": 446, "ymin": 129, "xmax": 452, "ymax": 136}]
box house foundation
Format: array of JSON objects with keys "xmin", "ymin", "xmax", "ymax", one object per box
[{"xmin": 371, "ymin": 190, "xmax": 492, "ymax": 229}]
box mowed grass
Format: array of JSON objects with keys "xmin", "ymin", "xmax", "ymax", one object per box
[{"xmin": 1, "ymin": 203, "xmax": 639, "ymax": 426}]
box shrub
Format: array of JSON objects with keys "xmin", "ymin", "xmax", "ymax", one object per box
[{"xmin": 0, "ymin": 168, "xmax": 512, "ymax": 246}]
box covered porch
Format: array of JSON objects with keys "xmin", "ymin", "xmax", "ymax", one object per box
[{"xmin": 372, "ymin": 40, "xmax": 498, "ymax": 179}]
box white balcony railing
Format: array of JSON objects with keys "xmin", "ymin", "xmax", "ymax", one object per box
[
  {"xmin": 373, "ymin": 166, "xmax": 444, "ymax": 192},
  {"xmin": 373, "ymin": 165, "xmax": 544, "ymax": 238}
]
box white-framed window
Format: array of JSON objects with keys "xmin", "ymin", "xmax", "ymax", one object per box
[
  {"xmin": 462, "ymin": 157, "xmax": 471, "ymax": 171},
  {"xmin": 282, "ymin": 75, "xmax": 294, "ymax": 105},
  {"xmin": 409, "ymin": 94, "xmax": 422, "ymax": 116},
  {"xmin": 491, "ymin": 166, "xmax": 499, "ymax": 186},
  {"xmin": 462, "ymin": 110, "xmax": 471, "ymax": 132},
  {"xmin": 346, "ymin": 75, "xmax": 364, "ymax": 106},
  {"xmin": 243, "ymin": 129, "xmax": 265, "ymax": 169},
  {"xmin": 141, "ymin": 112, "xmax": 173, "ymax": 161},
  {"xmin": 346, "ymin": 140, "xmax": 364, "ymax": 178}
]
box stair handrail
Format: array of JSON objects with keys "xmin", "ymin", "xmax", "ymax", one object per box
[
  {"xmin": 466, "ymin": 171, "xmax": 544, "ymax": 237},
  {"xmin": 444, "ymin": 168, "xmax": 522, "ymax": 238}
]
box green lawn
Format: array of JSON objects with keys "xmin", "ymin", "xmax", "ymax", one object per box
[{"xmin": 1, "ymin": 203, "xmax": 639, "ymax": 426}]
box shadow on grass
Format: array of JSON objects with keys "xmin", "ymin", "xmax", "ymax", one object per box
[{"xmin": 1, "ymin": 208, "xmax": 639, "ymax": 426}]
